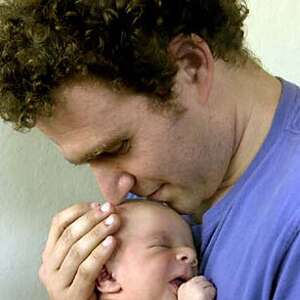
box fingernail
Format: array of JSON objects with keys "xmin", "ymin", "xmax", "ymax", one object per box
[
  {"xmin": 104, "ymin": 215, "xmax": 114, "ymax": 226},
  {"xmin": 91, "ymin": 202, "xmax": 100, "ymax": 209},
  {"xmin": 102, "ymin": 236, "xmax": 113, "ymax": 247},
  {"xmin": 101, "ymin": 202, "xmax": 111, "ymax": 212}
]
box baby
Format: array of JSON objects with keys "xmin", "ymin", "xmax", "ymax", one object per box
[{"xmin": 96, "ymin": 200, "xmax": 216, "ymax": 300}]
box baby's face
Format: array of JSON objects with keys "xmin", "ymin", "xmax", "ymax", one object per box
[{"xmin": 98, "ymin": 201, "xmax": 197, "ymax": 300}]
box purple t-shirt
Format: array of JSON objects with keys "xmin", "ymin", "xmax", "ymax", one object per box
[{"xmin": 192, "ymin": 79, "xmax": 300, "ymax": 299}]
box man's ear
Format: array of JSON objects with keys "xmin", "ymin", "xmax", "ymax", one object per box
[
  {"xmin": 96, "ymin": 266, "xmax": 122, "ymax": 294},
  {"xmin": 168, "ymin": 34, "xmax": 214, "ymax": 103}
]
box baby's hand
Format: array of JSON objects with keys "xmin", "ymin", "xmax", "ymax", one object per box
[{"xmin": 177, "ymin": 276, "xmax": 216, "ymax": 300}]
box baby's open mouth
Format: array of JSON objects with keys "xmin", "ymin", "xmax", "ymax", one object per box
[{"xmin": 169, "ymin": 277, "xmax": 187, "ymax": 294}]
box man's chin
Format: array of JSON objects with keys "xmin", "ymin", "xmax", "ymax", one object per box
[{"xmin": 160, "ymin": 200, "xmax": 190, "ymax": 215}]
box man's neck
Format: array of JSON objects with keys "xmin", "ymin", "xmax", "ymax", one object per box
[{"xmin": 210, "ymin": 60, "xmax": 282, "ymax": 204}]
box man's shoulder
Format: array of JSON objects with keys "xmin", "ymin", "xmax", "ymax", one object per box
[{"xmin": 279, "ymin": 79, "xmax": 300, "ymax": 134}]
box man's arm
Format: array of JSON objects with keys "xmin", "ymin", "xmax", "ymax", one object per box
[{"xmin": 39, "ymin": 202, "xmax": 120, "ymax": 300}]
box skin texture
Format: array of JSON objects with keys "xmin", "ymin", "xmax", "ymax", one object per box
[
  {"xmin": 97, "ymin": 200, "xmax": 209, "ymax": 300},
  {"xmin": 39, "ymin": 202, "xmax": 120, "ymax": 300},
  {"xmin": 38, "ymin": 77, "xmax": 232, "ymax": 216},
  {"xmin": 37, "ymin": 35, "xmax": 235, "ymax": 219},
  {"xmin": 38, "ymin": 35, "xmax": 282, "ymax": 300}
]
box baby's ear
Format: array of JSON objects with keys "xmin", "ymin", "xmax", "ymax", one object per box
[
  {"xmin": 96, "ymin": 278, "xmax": 122, "ymax": 293},
  {"xmin": 96, "ymin": 266, "xmax": 122, "ymax": 294}
]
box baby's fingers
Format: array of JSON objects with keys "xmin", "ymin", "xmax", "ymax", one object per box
[
  {"xmin": 194, "ymin": 276, "xmax": 216, "ymax": 299},
  {"xmin": 178, "ymin": 276, "xmax": 216, "ymax": 300}
]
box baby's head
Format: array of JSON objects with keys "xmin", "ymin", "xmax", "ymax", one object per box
[{"xmin": 97, "ymin": 200, "xmax": 197, "ymax": 300}]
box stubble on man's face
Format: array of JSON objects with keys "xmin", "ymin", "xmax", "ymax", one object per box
[{"xmin": 37, "ymin": 77, "xmax": 234, "ymax": 215}]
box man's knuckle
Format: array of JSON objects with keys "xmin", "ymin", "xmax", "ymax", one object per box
[
  {"xmin": 91, "ymin": 225, "xmax": 106, "ymax": 239},
  {"xmin": 90, "ymin": 248, "xmax": 103, "ymax": 262},
  {"xmin": 91, "ymin": 209, "xmax": 102, "ymax": 221},
  {"xmin": 87, "ymin": 210, "xmax": 102, "ymax": 225},
  {"xmin": 74, "ymin": 202, "xmax": 90, "ymax": 213},
  {"xmin": 51, "ymin": 214, "xmax": 60, "ymax": 227},
  {"xmin": 78, "ymin": 264, "xmax": 92, "ymax": 281},
  {"xmin": 73, "ymin": 203, "xmax": 83, "ymax": 213},
  {"xmin": 61, "ymin": 227, "xmax": 76, "ymax": 244},
  {"xmin": 69, "ymin": 244, "xmax": 84, "ymax": 261},
  {"xmin": 81, "ymin": 212, "xmax": 93, "ymax": 225},
  {"xmin": 52, "ymin": 214, "xmax": 68, "ymax": 233}
]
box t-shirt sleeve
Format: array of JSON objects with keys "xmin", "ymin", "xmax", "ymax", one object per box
[
  {"xmin": 126, "ymin": 192, "xmax": 140, "ymax": 199},
  {"xmin": 273, "ymin": 230, "xmax": 300, "ymax": 299}
]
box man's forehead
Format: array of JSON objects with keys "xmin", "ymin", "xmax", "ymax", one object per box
[
  {"xmin": 37, "ymin": 79, "xmax": 137, "ymax": 165},
  {"xmin": 51, "ymin": 79, "xmax": 119, "ymax": 117}
]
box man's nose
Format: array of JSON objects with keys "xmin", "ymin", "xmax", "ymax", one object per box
[
  {"xmin": 176, "ymin": 247, "xmax": 198, "ymax": 267},
  {"xmin": 89, "ymin": 161, "xmax": 136, "ymax": 205}
]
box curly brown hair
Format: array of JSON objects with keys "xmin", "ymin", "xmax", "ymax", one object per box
[{"xmin": 0, "ymin": 0, "xmax": 250, "ymax": 130}]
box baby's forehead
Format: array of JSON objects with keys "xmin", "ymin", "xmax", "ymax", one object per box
[
  {"xmin": 116, "ymin": 200, "xmax": 190, "ymax": 238},
  {"xmin": 118, "ymin": 200, "xmax": 179, "ymax": 223},
  {"xmin": 118, "ymin": 200, "xmax": 169, "ymax": 213}
]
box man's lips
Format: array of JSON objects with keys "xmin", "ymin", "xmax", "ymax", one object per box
[{"xmin": 148, "ymin": 184, "xmax": 164, "ymax": 200}]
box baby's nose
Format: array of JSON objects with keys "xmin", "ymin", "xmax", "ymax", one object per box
[{"xmin": 176, "ymin": 247, "xmax": 198, "ymax": 267}]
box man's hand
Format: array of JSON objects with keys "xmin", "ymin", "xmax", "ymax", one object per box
[
  {"xmin": 178, "ymin": 276, "xmax": 216, "ymax": 300},
  {"xmin": 39, "ymin": 202, "xmax": 120, "ymax": 300}
]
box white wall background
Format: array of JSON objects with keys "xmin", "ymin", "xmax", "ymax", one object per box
[{"xmin": 1, "ymin": 1, "xmax": 300, "ymax": 299}]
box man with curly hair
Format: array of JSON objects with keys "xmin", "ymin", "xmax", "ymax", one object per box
[{"xmin": 0, "ymin": 0, "xmax": 300, "ymax": 300}]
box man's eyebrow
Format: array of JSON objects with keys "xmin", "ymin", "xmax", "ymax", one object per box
[
  {"xmin": 66, "ymin": 138, "xmax": 124, "ymax": 165},
  {"xmin": 67, "ymin": 147, "xmax": 104, "ymax": 166}
]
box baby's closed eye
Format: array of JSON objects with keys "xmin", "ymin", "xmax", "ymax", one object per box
[
  {"xmin": 149, "ymin": 244, "xmax": 171, "ymax": 249},
  {"xmin": 147, "ymin": 234, "xmax": 172, "ymax": 249}
]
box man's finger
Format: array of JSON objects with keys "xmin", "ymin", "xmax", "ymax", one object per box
[
  {"xmin": 69, "ymin": 236, "xmax": 117, "ymax": 297},
  {"xmin": 47, "ymin": 204, "xmax": 115, "ymax": 271},
  {"xmin": 44, "ymin": 202, "xmax": 94, "ymax": 257},
  {"xmin": 57, "ymin": 214, "xmax": 120, "ymax": 286}
]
